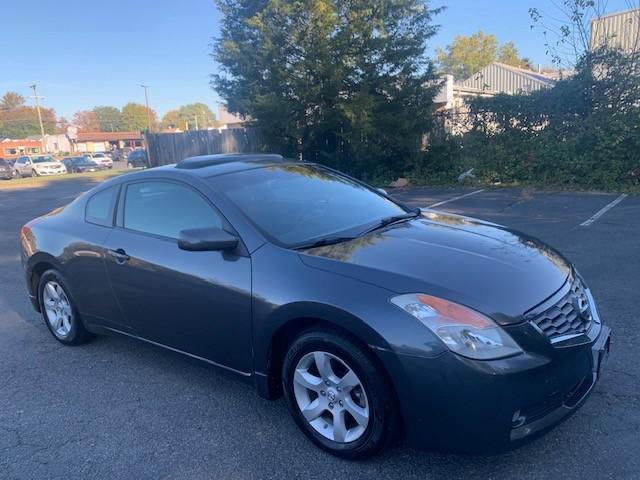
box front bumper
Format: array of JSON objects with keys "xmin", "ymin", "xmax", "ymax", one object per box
[
  {"xmin": 36, "ymin": 169, "xmax": 66, "ymax": 176},
  {"xmin": 377, "ymin": 323, "xmax": 611, "ymax": 453}
]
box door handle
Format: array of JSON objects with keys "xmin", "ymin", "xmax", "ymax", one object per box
[{"xmin": 108, "ymin": 248, "xmax": 130, "ymax": 264}]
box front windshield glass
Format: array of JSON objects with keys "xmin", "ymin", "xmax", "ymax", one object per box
[
  {"xmin": 32, "ymin": 156, "xmax": 55, "ymax": 163},
  {"xmin": 208, "ymin": 164, "xmax": 407, "ymax": 247}
]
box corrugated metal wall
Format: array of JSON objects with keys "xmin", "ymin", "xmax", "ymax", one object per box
[
  {"xmin": 591, "ymin": 9, "xmax": 640, "ymax": 53},
  {"xmin": 458, "ymin": 63, "xmax": 552, "ymax": 95}
]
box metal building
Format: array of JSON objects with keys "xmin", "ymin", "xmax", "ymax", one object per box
[
  {"xmin": 457, "ymin": 62, "xmax": 555, "ymax": 95},
  {"xmin": 591, "ymin": 8, "xmax": 640, "ymax": 53}
]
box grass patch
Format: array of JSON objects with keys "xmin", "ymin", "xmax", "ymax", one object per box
[{"xmin": 0, "ymin": 169, "xmax": 135, "ymax": 190}]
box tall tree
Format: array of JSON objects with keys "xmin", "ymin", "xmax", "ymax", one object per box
[
  {"xmin": 161, "ymin": 103, "xmax": 216, "ymax": 129},
  {"xmin": 437, "ymin": 32, "xmax": 532, "ymax": 78},
  {"xmin": 121, "ymin": 102, "xmax": 157, "ymax": 131},
  {"xmin": 93, "ymin": 106, "xmax": 122, "ymax": 131},
  {"xmin": 213, "ymin": 0, "xmax": 441, "ymax": 178},
  {"xmin": 73, "ymin": 110, "xmax": 100, "ymax": 131},
  {"xmin": 1, "ymin": 91, "xmax": 25, "ymax": 110},
  {"xmin": 0, "ymin": 105, "xmax": 57, "ymax": 138}
]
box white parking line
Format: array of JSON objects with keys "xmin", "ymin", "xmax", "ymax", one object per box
[
  {"xmin": 580, "ymin": 194, "xmax": 628, "ymax": 227},
  {"xmin": 426, "ymin": 189, "xmax": 485, "ymax": 208}
]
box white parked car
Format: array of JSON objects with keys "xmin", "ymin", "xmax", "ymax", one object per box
[
  {"xmin": 13, "ymin": 155, "xmax": 67, "ymax": 177},
  {"xmin": 88, "ymin": 152, "xmax": 113, "ymax": 169}
]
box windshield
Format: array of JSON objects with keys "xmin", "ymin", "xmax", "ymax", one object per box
[
  {"xmin": 93, "ymin": 153, "xmax": 105, "ymax": 157},
  {"xmin": 32, "ymin": 156, "xmax": 55, "ymax": 163},
  {"xmin": 208, "ymin": 164, "xmax": 408, "ymax": 247}
]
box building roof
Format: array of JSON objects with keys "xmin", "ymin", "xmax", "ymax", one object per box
[
  {"xmin": 76, "ymin": 131, "xmax": 143, "ymax": 142},
  {"xmin": 218, "ymin": 104, "xmax": 247, "ymax": 125},
  {"xmin": 458, "ymin": 62, "xmax": 555, "ymax": 95}
]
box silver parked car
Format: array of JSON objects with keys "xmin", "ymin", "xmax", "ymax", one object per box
[{"xmin": 13, "ymin": 155, "xmax": 66, "ymax": 177}]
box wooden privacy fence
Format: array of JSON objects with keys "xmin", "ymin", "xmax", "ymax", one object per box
[{"xmin": 144, "ymin": 128, "xmax": 264, "ymax": 167}]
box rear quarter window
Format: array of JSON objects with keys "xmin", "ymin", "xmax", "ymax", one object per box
[{"xmin": 85, "ymin": 186, "xmax": 119, "ymax": 227}]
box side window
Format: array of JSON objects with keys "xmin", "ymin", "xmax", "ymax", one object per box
[
  {"xmin": 85, "ymin": 186, "xmax": 119, "ymax": 227},
  {"xmin": 123, "ymin": 181, "xmax": 222, "ymax": 239}
]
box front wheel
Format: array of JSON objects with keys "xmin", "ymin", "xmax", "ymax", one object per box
[
  {"xmin": 282, "ymin": 330, "xmax": 399, "ymax": 459},
  {"xmin": 38, "ymin": 270, "xmax": 91, "ymax": 345}
]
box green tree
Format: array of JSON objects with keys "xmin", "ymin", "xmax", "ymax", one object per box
[
  {"xmin": 213, "ymin": 0, "xmax": 441, "ymax": 179},
  {"xmin": 436, "ymin": 30, "xmax": 498, "ymax": 79},
  {"xmin": 0, "ymin": 90, "xmax": 57, "ymax": 138},
  {"xmin": 161, "ymin": 103, "xmax": 217, "ymax": 130},
  {"xmin": 93, "ymin": 106, "xmax": 122, "ymax": 131},
  {"xmin": 121, "ymin": 102, "xmax": 157, "ymax": 131},
  {"xmin": 437, "ymin": 32, "xmax": 533, "ymax": 79},
  {"xmin": 1, "ymin": 91, "xmax": 25, "ymax": 110}
]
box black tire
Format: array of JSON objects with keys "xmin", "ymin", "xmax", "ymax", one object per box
[
  {"xmin": 282, "ymin": 329, "xmax": 399, "ymax": 459},
  {"xmin": 38, "ymin": 269, "xmax": 91, "ymax": 346}
]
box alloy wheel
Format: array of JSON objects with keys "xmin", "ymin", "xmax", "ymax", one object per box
[
  {"xmin": 42, "ymin": 281, "xmax": 73, "ymax": 338},
  {"xmin": 292, "ymin": 351, "xmax": 370, "ymax": 443}
]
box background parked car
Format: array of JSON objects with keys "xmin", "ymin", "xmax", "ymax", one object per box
[
  {"xmin": 12, "ymin": 155, "xmax": 67, "ymax": 177},
  {"xmin": 87, "ymin": 152, "xmax": 113, "ymax": 169},
  {"xmin": 127, "ymin": 149, "xmax": 148, "ymax": 168},
  {"xmin": 0, "ymin": 158, "xmax": 16, "ymax": 180},
  {"xmin": 62, "ymin": 156, "xmax": 103, "ymax": 174}
]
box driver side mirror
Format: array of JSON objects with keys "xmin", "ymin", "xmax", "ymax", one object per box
[
  {"xmin": 377, "ymin": 188, "xmax": 388, "ymax": 196},
  {"xmin": 178, "ymin": 227, "xmax": 239, "ymax": 252}
]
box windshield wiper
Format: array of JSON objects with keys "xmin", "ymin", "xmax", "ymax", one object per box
[
  {"xmin": 359, "ymin": 208, "xmax": 421, "ymax": 236},
  {"xmin": 293, "ymin": 235, "xmax": 358, "ymax": 250}
]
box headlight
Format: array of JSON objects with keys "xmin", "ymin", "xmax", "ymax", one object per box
[{"xmin": 391, "ymin": 293, "xmax": 523, "ymax": 360}]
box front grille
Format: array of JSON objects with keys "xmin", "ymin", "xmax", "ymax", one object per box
[{"xmin": 530, "ymin": 279, "xmax": 592, "ymax": 340}]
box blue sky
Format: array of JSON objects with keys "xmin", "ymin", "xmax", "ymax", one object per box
[{"xmin": 1, "ymin": 0, "xmax": 633, "ymax": 120}]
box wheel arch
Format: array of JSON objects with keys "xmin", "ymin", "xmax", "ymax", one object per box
[
  {"xmin": 256, "ymin": 302, "xmax": 395, "ymax": 401},
  {"xmin": 26, "ymin": 252, "xmax": 62, "ymax": 311}
]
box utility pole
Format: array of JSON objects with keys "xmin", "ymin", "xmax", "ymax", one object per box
[
  {"xmin": 140, "ymin": 85, "xmax": 152, "ymax": 132},
  {"xmin": 29, "ymin": 84, "xmax": 47, "ymax": 152}
]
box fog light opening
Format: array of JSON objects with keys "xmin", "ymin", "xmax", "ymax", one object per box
[{"xmin": 512, "ymin": 410, "xmax": 527, "ymax": 428}]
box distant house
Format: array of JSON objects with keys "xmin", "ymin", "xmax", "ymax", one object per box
[
  {"xmin": 26, "ymin": 134, "xmax": 71, "ymax": 154},
  {"xmin": 1, "ymin": 138, "xmax": 43, "ymax": 159},
  {"xmin": 74, "ymin": 131, "xmax": 144, "ymax": 153},
  {"xmin": 591, "ymin": 8, "xmax": 640, "ymax": 53},
  {"xmin": 217, "ymin": 104, "xmax": 249, "ymax": 130}
]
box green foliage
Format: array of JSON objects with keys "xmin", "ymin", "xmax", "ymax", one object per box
[
  {"xmin": 0, "ymin": 91, "xmax": 57, "ymax": 138},
  {"xmin": 422, "ymin": 48, "xmax": 640, "ymax": 189},
  {"xmin": 121, "ymin": 102, "xmax": 157, "ymax": 132},
  {"xmin": 161, "ymin": 103, "xmax": 216, "ymax": 130},
  {"xmin": 212, "ymin": 0, "xmax": 441, "ymax": 180},
  {"xmin": 93, "ymin": 106, "xmax": 123, "ymax": 132},
  {"xmin": 436, "ymin": 32, "xmax": 533, "ymax": 79}
]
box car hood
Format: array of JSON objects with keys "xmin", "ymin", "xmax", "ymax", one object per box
[
  {"xmin": 298, "ymin": 211, "xmax": 571, "ymax": 324},
  {"xmin": 35, "ymin": 162, "xmax": 63, "ymax": 168}
]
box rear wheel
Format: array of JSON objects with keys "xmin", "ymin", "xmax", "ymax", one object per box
[
  {"xmin": 38, "ymin": 270, "xmax": 91, "ymax": 345},
  {"xmin": 282, "ymin": 330, "xmax": 398, "ymax": 459}
]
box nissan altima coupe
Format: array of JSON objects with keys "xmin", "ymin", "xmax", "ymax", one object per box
[{"xmin": 20, "ymin": 154, "xmax": 610, "ymax": 459}]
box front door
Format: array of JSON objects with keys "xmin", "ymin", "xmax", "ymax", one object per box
[{"xmin": 103, "ymin": 180, "xmax": 253, "ymax": 374}]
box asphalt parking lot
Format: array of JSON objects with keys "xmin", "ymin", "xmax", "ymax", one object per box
[{"xmin": 1, "ymin": 179, "xmax": 638, "ymax": 479}]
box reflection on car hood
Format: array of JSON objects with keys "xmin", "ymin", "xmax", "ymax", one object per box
[{"xmin": 298, "ymin": 211, "xmax": 571, "ymax": 324}]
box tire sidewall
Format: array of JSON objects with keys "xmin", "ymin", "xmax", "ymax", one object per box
[
  {"xmin": 38, "ymin": 270, "xmax": 85, "ymax": 345},
  {"xmin": 282, "ymin": 331, "xmax": 393, "ymax": 459}
]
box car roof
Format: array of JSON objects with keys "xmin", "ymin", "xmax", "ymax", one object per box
[
  {"xmin": 98, "ymin": 153, "xmax": 301, "ymax": 189},
  {"xmin": 172, "ymin": 153, "xmax": 296, "ymax": 177}
]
